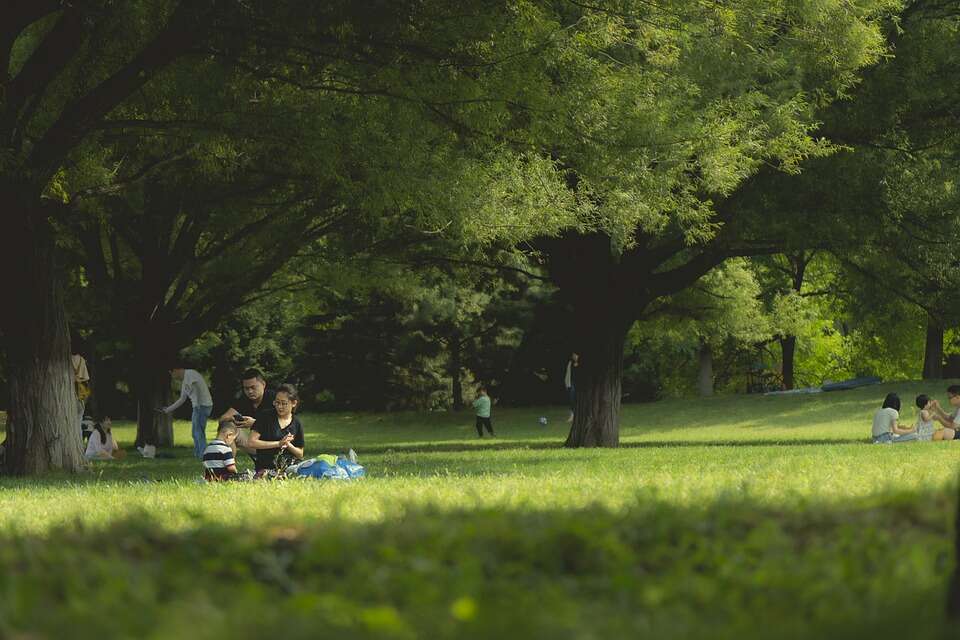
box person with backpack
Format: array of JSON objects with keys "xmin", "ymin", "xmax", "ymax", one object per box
[{"xmin": 71, "ymin": 334, "xmax": 91, "ymax": 434}]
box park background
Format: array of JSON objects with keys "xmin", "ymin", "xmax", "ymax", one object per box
[{"xmin": 4, "ymin": 0, "xmax": 960, "ymax": 638}]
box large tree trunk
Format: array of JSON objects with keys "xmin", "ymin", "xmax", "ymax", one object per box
[
  {"xmin": 132, "ymin": 327, "xmax": 175, "ymax": 447},
  {"xmin": 780, "ymin": 335, "xmax": 797, "ymax": 390},
  {"xmin": 136, "ymin": 369, "xmax": 174, "ymax": 447},
  {"xmin": 922, "ymin": 318, "xmax": 944, "ymax": 380},
  {"xmin": 450, "ymin": 337, "xmax": 464, "ymax": 411},
  {"xmin": 1, "ymin": 199, "xmax": 85, "ymax": 474},
  {"xmin": 564, "ymin": 309, "xmax": 631, "ymax": 448},
  {"xmin": 697, "ymin": 342, "xmax": 714, "ymax": 397}
]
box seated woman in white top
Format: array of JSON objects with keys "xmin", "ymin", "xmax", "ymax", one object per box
[
  {"xmin": 872, "ymin": 393, "xmax": 918, "ymax": 443},
  {"xmin": 914, "ymin": 394, "xmax": 958, "ymax": 441},
  {"xmin": 84, "ymin": 418, "xmax": 119, "ymax": 460}
]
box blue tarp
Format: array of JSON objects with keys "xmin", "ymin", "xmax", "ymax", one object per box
[{"xmin": 291, "ymin": 456, "xmax": 365, "ymax": 480}]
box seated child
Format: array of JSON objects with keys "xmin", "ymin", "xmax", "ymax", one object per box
[
  {"xmin": 202, "ymin": 421, "xmax": 240, "ymax": 481},
  {"xmin": 84, "ymin": 417, "xmax": 120, "ymax": 460}
]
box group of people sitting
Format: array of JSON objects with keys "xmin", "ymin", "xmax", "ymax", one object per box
[
  {"xmin": 201, "ymin": 369, "xmax": 305, "ymax": 481},
  {"xmin": 872, "ymin": 386, "xmax": 960, "ymax": 443},
  {"xmin": 190, "ymin": 369, "xmax": 304, "ymax": 481}
]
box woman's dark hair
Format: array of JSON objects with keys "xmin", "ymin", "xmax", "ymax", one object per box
[
  {"xmin": 93, "ymin": 418, "xmax": 110, "ymax": 447},
  {"xmin": 275, "ymin": 383, "xmax": 299, "ymax": 411},
  {"xmin": 882, "ymin": 393, "xmax": 901, "ymax": 412},
  {"xmin": 916, "ymin": 394, "xmax": 930, "ymax": 409}
]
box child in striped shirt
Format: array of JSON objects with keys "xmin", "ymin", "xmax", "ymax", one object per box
[{"xmin": 202, "ymin": 421, "xmax": 240, "ymax": 481}]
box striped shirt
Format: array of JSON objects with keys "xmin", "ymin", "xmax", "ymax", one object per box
[{"xmin": 202, "ymin": 439, "xmax": 236, "ymax": 480}]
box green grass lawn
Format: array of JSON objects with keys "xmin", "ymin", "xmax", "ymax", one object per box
[{"xmin": 2, "ymin": 381, "xmax": 960, "ymax": 639}]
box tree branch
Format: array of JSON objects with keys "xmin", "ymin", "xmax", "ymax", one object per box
[{"xmin": 29, "ymin": 0, "xmax": 219, "ymax": 176}]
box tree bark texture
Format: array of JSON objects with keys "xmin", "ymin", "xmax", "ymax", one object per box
[
  {"xmin": 564, "ymin": 307, "xmax": 632, "ymax": 448},
  {"xmin": 922, "ymin": 318, "xmax": 944, "ymax": 380},
  {"xmin": 132, "ymin": 327, "xmax": 176, "ymax": 447},
  {"xmin": 1, "ymin": 200, "xmax": 85, "ymax": 474},
  {"xmin": 780, "ymin": 335, "xmax": 796, "ymax": 390},
  {"xmin": 450, "ymin": 339, "xmax": 464, "ymax": 412},
  {"xmin": 697, "ymin": 342, "xmax": 714, "ymax": 397}
]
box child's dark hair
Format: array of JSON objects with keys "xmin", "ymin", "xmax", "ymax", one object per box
[
  {"xmin": 477, "ymin": 385, "xmax": 486, "ymax": 394},
  {"xmin": 275, "ymin": 383, "xmax": 299, "ymax": 410},
  {"xmin": 948, "ymin": 385, "xmax": 960, "ymax": 397},
  {"xmin": 217, "ymin": 421, "xmax": 239, "ymax": 438},
  {"xmin": 882, "ymin": 393, "xmax": 901, "ymax": 412},
  {"xmin": 916, "ymin": 394, "xmax": 930, "ymax": 409}
]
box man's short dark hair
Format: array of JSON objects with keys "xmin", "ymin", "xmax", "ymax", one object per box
[
  {"xmin": 948, "ymin": 385, "xmax": 960, "ymax": 397},
  {"xmin": 241, "ymin": 368, "xmax": 265, "ymax": 382}
]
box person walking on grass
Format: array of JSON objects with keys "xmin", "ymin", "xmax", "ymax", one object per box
[
  {"xmin": 248, "ymin": 383, "xmax": 305, "ymax": 474},
  {"xmin": 872, "ymin": 393, "xmax": 918, "ymax": 444},
  {"xmin": 473, "ymin": 385, "xmax": 495, "ymax": 438},
  {"xmin": 158, "ymin": 364, "xmax": 213, "ymax": 459}
]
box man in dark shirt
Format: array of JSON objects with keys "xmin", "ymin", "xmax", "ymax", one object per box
[{"xmin": 217, "ymin": 368, "xmax": 275, "ymax": 457}]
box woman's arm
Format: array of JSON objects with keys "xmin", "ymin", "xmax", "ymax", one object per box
[
  {"xmin": 892, "ymin": 420, "xmax": 916, "ymax": 435},
  {"xmin": 282, "ymin": 438, "xmax": 304, "ymax": 460},
  {"xmin": 247, "ymin": 430, "xmax": 280, "ymax": 450}
]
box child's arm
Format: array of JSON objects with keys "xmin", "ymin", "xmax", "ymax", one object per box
[{"xmin": 247, "ymin": 430, "xmax": 280, "ymax": 450}]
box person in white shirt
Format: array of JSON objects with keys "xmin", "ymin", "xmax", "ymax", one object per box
[
  {"xmin": 871, "ymin": 393, "xmax": 917, "ymax": 444},
  {"xmin": 159, "ymin": 365, "xmax": 213, "ymax": 458},
  {"xmin": 84, "ymin": 417, "xmax": 119, "ymax": 460}
]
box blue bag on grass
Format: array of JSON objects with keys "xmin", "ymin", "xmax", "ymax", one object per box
[{"xmin": 292, "ymin": 456, "xmax": 364, "ymax": 480}]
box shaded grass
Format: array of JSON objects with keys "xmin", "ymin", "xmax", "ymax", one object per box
[{"xmin": 1, "ymin": 380, "xmax": 960, "ymax": 638}]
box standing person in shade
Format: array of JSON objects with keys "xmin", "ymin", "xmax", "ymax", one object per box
[
  {"xmin": 473, "ymin": 386, "xmax": 495, "ymax": 438},
  {"xmin": 564, "ymin": 352, "xmax": 580, "ymax": 423},
  {"xmin": 248, "ymin": 383, "xmax": 305, "ymax": 473},
  {"xmin": 159, "ymin": 364, "xmax": 214, "ymax": 459},
  {"xmin": 217, "ymin": 368, "xmax": 276, "ymax": 459},
  {"xmin": 71, "ymin": 333, "xmax": 91, "ymax": 433}
]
